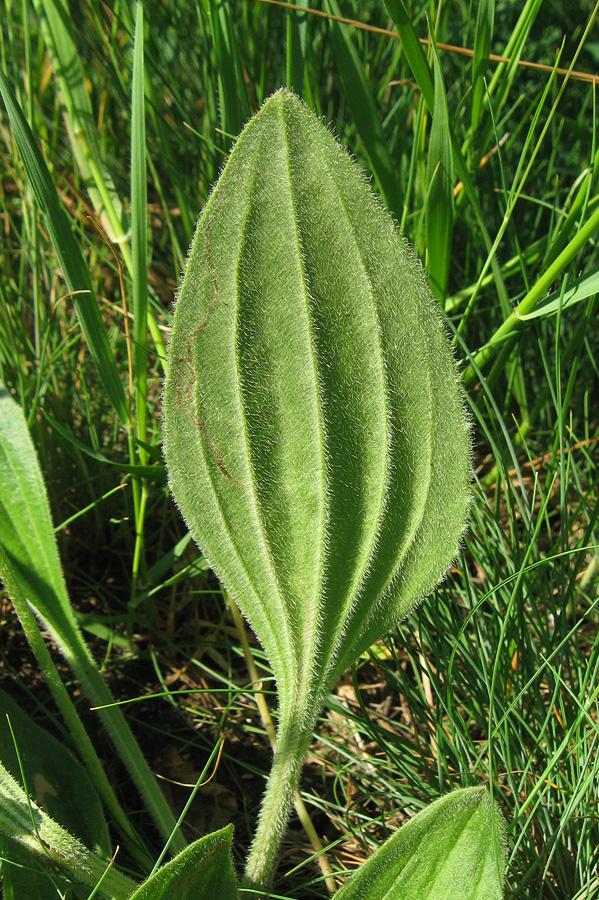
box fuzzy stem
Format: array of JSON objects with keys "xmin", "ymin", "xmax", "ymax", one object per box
[
  {"xmin": 229, "ymin": 596, "xmax": 337, "ymax": 893},
  {"xmin": 242, "ymin": 711, "xmax": 313, "ymax": 892}
]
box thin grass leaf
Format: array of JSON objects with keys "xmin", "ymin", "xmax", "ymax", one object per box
[
  {"xmin": 30, "ymin": 0, "xmax": 125, "ymax": 242},
  {"xmin": 382, "ymin": 0, "xmax": 434, "ymax": 109},
  {"xmin": 481, "ymin": 0, "xmax": 544, "ymax": 144},
  {"xmin": 382, "ymin": 0, "xmax": 509, "ymax": 319},
  {"xmin": 545, "ymin": 147, "xmax": 599, "ymax": 267},
  {"xmin": 471, "ymin": 0, "xmax": 494, "ymax": 134},
  {"xmin": 325, "ymin": 0, "xmax": 403, "ymax": 219},
  {"xmin": 209, "ymin": 0, "xmax": 251, "ymax": 143},
  {"xmin": 0, "ymin": 69, "xmax": 130, "ymax": 426},
  {"xmin": 28, "ymin": 0, "xmax": 168, "ymax": 374},
  {"xmin": 42, "ymin": 409, "xmax": 166, "ymax": 481},
  {"xmin": 517, "ymin": 266, "xmax": 599, "ymax": 321},
  {"xmin": 463, "ymin": 148, "xmax": 599, "ymax": 386},
  {"xmin": 286, "ymin": 1, "xmax": 308, "ymax": 97},
  {"xmin": 426, "ymin": 39, "xmax": 454, "ymax": 302},
  {"xmin": 131, "ymin": 1, "xmax": 148, "ymax": 461}
]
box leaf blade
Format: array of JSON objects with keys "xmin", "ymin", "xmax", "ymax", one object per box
[
  {"xmin": 129, "ymin": 827, "xmax": 239, "ymax": 900},
  {"xmin": 0, "ymin": 384, "xmax": 184, "ymax": 854},
  {"xmin": 163, "ymin": 90, "xmax": 472, "ymax": 886},
  {"xmin": 0, "ymin": 70, "xmax": 129, "ymax": 426},
  {"xmin": 426, "ymin": 39, "xmax": 454, "ymax": 303},
  {"xmin": 325, "ymin": 0, "xmax": 403, "ymax": 218},
  {"xmin": 334, "ymin": 787, "xmax": 507, "ymax": 900}
]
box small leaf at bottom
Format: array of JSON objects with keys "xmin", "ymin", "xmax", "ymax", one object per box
[
  {"xmin": 129, "ymin": 826, "xmax": 238, "ymax": 900},
  {"xmin": 334, "ymin": 787, "xmax": 506, "ymax": 900}
]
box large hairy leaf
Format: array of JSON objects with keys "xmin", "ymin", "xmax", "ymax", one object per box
[
  {"xmin": 163, "ymin": 89, "xmax": 471, "ymax": 884},
  {"xmin": 164, "ymin": 87, "xmax": 470, "ymax": 721}
]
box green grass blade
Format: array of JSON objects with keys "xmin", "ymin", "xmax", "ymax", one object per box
[
  {"xmin": 382, "ymin": 0, "xmax": 509, "ymax": 317},
  {"xmin": 131, "ymin": 1, "xmax": 148, "ymax": 461},
  {"xmin": 463, "ymin": 12, "xmax": 599, "ymax": 386},
  {"xmin": 426, "ymin": 39, "xmax": 454, "ymax": 302},
  {"xmin": 382, "ymin": 0, "xmax": 434, "ymax": 109},
  {"xmin": 325, "ymin": 0, "xmax": 403, "ymax": 219},
  {"xmin": 545, "ymin": 145, "xmax": 599, "ymax": 266},
  {"xmin": 471, "ymin": 0, "xmax": 494, "ymax": 134},
  {"xmin": 30, "ymin": 0, "xmax": 125, "ymax": 243},
  {"xmin": 486, "ymin": 0, "xmax": 543, "ymax": 115},
  {"xmin": 518, "ymin": 265, "xmax": 599, "ymax": 321},
  {"xmin": 463, "ymin": 199, "xmax": 599, "ymax": 385},
  {"xmin": 209, "ymin": 0, "xmax": 251, "ymax": 143},
  {"xmin": 286, "ymin": 1, "xmax": 308, "ymax": 97},
  {"xmin": 0, "ymin": 69, "xmax": 130, "ymax": 426},
  {"xmin": 42, "ymin": 409, "xmax": 166, "ymax": 481},
  {"xmin": 466, "ymin": 0, "xmax": 543, "ymax": 163},
  {"xmin": 27, "ymin": 0, "xmax": 168, "ymax": 375}
]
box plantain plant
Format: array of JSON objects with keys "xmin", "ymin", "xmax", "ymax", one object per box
[
  {"xmin": 162, "ymin": 87, "xmax": 504, "ymax": 896},
  {"xmin": 0, "ymin": 84, "xmax": 506, "ymax": 899}
]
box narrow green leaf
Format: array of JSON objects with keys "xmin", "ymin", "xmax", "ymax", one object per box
[
  {"xmin": 466, "ymin": 0, "xmax": 543, "ymax": 166},
  {"xmin": 545, "ymin": 159, "xmax": 599, "ymax": 266},
  {"xmin": 129, "ymin": 827, "xmax": 239, "ymax": 900},
  {"xmin": 0, "ymin": 70, "xmax": 130, "ymax": 426},
  {"xmin": 382, "ymin": 0, "xmax": 510, "ymax": 314},
  {"xmin": 31, "ymin": 0, "xmax": 167, "ymax": 371},
  {"xmin": 485, "ymin": 0, "xmax": 543, "ymax": 128},
  {"xmin": 426, "ymin": 40, "xmax": 454, "ymax": 302},
  {"xmin": 471, "ymin": 0, "xmax": 495, "ymax": 133},
  {"xmin": 30, "ymin": 0, "xmax": 125, "ymax": 242},
  {"xmin": 42, "ymin": 409, "xmax": 166, "ymax": 481},
  {"xmin": 163, "ymin": 89, "xmax": 471, "ymax": 886},
  {"xmin": 131, "ymin": 1, "xmax": 148, "ymax": 460},
  {"xmin": 334, "ymin": 787, "xmax": 506, "ymax": 900},
  {"xmin": 286, "ymin": 2, "xmax": 308, "ymax": 97},
  {"xmin": 325, "ymin": 0, "xmax": 403, "ymax": 218},
  {"xmin": 382, "ymin": 0, "xmax": 434, "ymax": 109},
  {"xmin": 463, "ymin": 199, "xmax": 599, "ymax": 384},
  {"xmin": 209, "ymin": 0, "xmax": 252, "ymax": 142},
  {"xmin": 517, "ymin": 266, "xmax": 599, "ymax": 321},
  {"xmin": 0, "ymin": 385, "xmax": 184, "ymax": 854}
]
